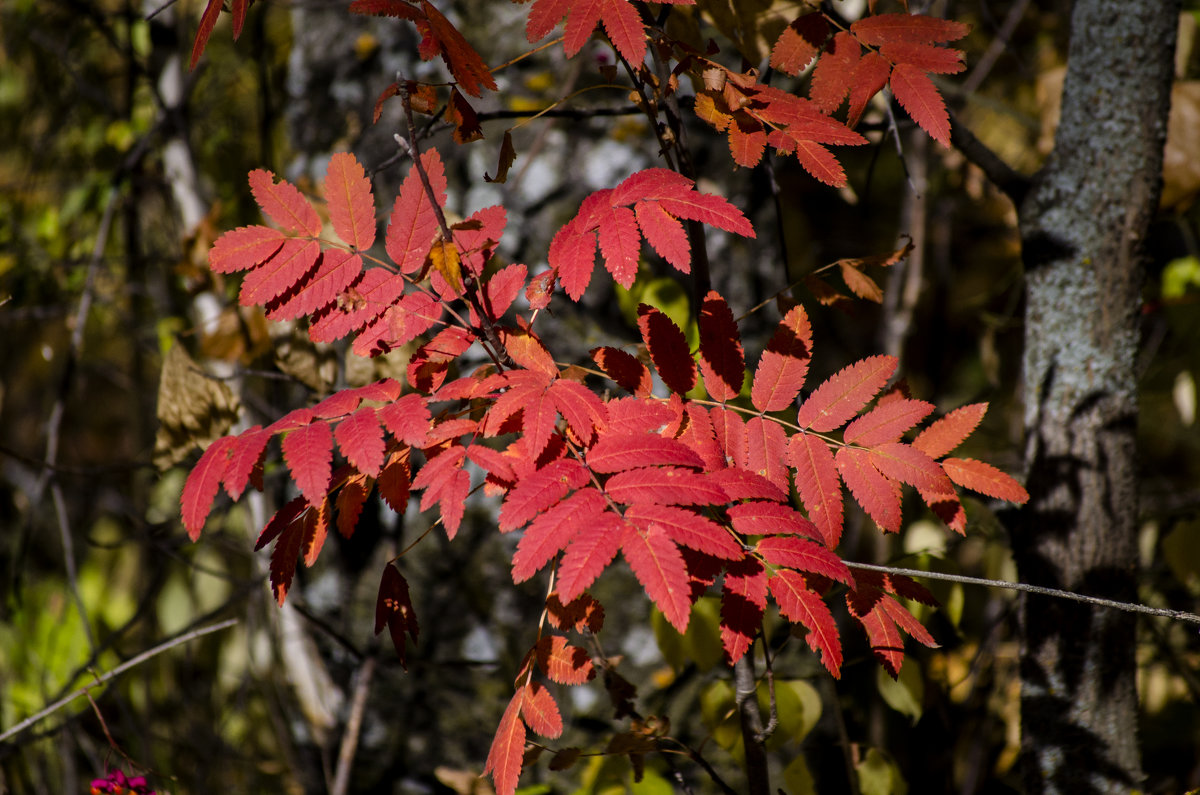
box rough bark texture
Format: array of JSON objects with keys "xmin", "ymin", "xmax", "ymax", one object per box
[{"xmin": 1012, "ymin": 1, "xmax": 1179, "ymax": 792}]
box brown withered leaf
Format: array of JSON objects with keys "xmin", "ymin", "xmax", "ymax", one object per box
[{"xmin": 154, "ymin": 342, "xmax": 240, "ymax": 469}]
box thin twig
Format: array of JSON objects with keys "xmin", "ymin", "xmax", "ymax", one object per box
[
  {"xmin": 846, "ymin": 562, "xmax": 1200, "ymax": 626},
  {"xmin": 948, "ymin": 111, "xmax": 1030, "ymax": 203},
  {"xmin": 0, "ymin": 619, "xmax": 238, "ymax": 746},
  {"xmin": 330, "ymin": 654, "xmax": 378, "ymax": 795}
]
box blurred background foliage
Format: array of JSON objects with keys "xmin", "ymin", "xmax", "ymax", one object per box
[{"xmin": 1, "ymin": 0, "xmax": 1199, "ymax": 792}]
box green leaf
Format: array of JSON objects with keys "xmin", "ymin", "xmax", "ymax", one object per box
[
  {"xmin": 856, "ymin": 748, "xmax": 908, "ymax": 795},
  {"xmin": 783, "ymin": 755, "xmax": 817, "ymax": 795},
  {"xmin": 758, "ymin": 679, "xmax": 822, "ymax": 744},
  {"xmin": 652, "ymin": 596, "xmax": 724, "ymax": 673},
  {"xmin": 877, "ymin": 660, "xmax": 924, "ymax": 724}
]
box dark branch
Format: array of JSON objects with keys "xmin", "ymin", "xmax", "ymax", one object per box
[{"xmin": 948, "ymin": 111, "xmax": 1032, "ymax": 203}]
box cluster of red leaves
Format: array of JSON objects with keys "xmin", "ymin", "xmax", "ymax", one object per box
[
  {"xmin": 770, "ymin": 11, "xmax": 969, "ymax": 146},
  {"xmin": 184, "ymin": 148, "xmax": 1026, "ymax": 794}
]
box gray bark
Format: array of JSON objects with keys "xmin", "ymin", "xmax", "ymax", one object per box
[{"xmin": 1011, "ymin": 1, "xmax": 1179, "ymax": 792}]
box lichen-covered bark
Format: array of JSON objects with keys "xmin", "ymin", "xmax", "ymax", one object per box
[{"xmin": 1013, "ymin": 1, "xmax": 1179, "ymax": 792}]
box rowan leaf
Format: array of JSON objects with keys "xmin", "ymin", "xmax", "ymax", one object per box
[
  {"xmin": 867, "ymin": 442, "xmax": 953, "ymax": 493},
  {"xmin": 880, "ymin": 41, "xmax": 965, "ymax": 75},
  {"xmin": 591, "ymin": 347, "xmax": 652, "ymax": 397},
  {"xmin": 269, "ymin": 512, "xmax": 306, "ymax": 605},
  {"xmin": 637, "ymin": 304, "xmax": 696, "ymax": 395},
  {"xmin": 301, "ymin": 496, "xmax": 331, "ymax": 566},
  {"xmin": 375, "ymin": 564, "xmax": 419, "ymax": 667},
  {"xmin": 756, "ymin": 536, "xmax": 853, "ymax": 586},
  {"xmin": 788, "ymin": 432, "xmax": 844, "ymax": 547},
  {"xmin": 728, "ymin": 501, "xmax": 821, "ymax": 542},
  {"xmin": 621, "ymin": 521, "xmax": 692, "ymax": 632},
  {"xmin": 522, "ymin": 682, "xmax": 563, "ymax": 739},
  {"xmin": 770, "ymin": 13, "xmax": 829, "ymax": 76},
  {"xmin": 912, "ymin": 403, "xmax": 987, "ymax": 460},
  {"xmin": 795, "ymin": 355, "xmax": 897, "ymax": 432},
  {"xmin": 387, "ymin": 149, "xmax": 446, "ymax": 274},
  {"xmin": 255, "ymin": 496, "xmax": 307, "ymax": 551},
  {"xmin": 189, "ymin": 0, "xmax": 224, "ymax": 69},
  {"xmin": 809, "ymin": 31, "xmax": 860, "ymax": 113},
  {"xmin": 557, "ymin": 512, "xmax": 625, "ymax": 602},
  {"xmin": 325, "ymin": 152, "xmax": 376, "ymax": 250},
  {"xmin": 751, "ymin": 305, "xmax": 813, "ymax": 412},
  {"xmin": 484, "ymin": 263, "xmax": 527, "ymax": 319},
  {"xmin": 605, "ymin": 467, "xmax": 726, "ymax": 506},
  {"xmin": 768, "ymin": 568, "xmax": 842, "ymax": 677},
  {"xmin": 209, "ymin": 226, "xmax": 286, "ymax": 274},
  {"xmin": 378, "ymin": 448, "xmax": 412, "ymax": 511},
  {"xmin": 536, "ymin": 635, "xmax": 596, "ymax": 685},
  {"xmin": 512, "ymin": 488, "xmax": 607, "ymax": 582},
  {"xmin": 182, "ymin": 436, "xmax": 235, "ymax": 540},
  {"xmin": 745, "ymin": 416, "xmax": 789, "ymax": 492},
  {"xmin": 248, "ymin": 169, "xmax": 321, "ymax": 236},
  {"xmin": 626, "ymin": 504, "xmax": 743, "ymax": 560},
  {"xmin": 843, "ymin": 398, "xmax": 935, "ymax": 446},
  {"xmin": 836, "ymin": 446, "xmax": 901, "ymax": 533},
  {"xmin": 548, "ymin": 378, "xmax": 608, "ymax": 445},
  {"xmin": 636, "ymin": 202, "xmax": 689, "ymax": 272},
  {"xmin": 839, "ymin": 261, "xmax": 884, "ymax": 302},
  {"xmin": 282, "ymin": 421, "xmax": 334, "ymax": 507},
  {"xmin": 588, "ymin": 433, "xmax": 704, "ymax": 473},
  {"xmin": 223, "ymin": 427, "xmax": 269, "ymax": 500},
  {"xmin": 889, "ymin": 62, "xmax": 950, "ymax": 146},
  {"xmin": 721, "ymin": 558, "xmax": 767, "ymax": 663},
  {"xmin": 335, "ymin": 406, "xmax": 386, "ymax": 478},
  {"xmin": 418, "ymin": 0, "xmax": 497, "ymax": 96},
  {"xmin": 239, "ymin": 239, "xmax": 321, "ymax": 307},
  {"xmin": 942, "ymin": 457, "xmax": 1030, "ymax": 503},
  {"xmin": 499, "ymin": 458, "xmax": 589, "ymax": 531},
  {"xmin": 336, "ymin": 472, "xmax": 370, "ymax": 539},
  {"xmin": 379, "ymin": 393, "xmax": 432, "ymax": 447},
  {"xmin": 846, "ymin": 51, "xmax": 893, "ymax": 128},
  {"xmin": 710, "ymin": 405, "xmax": 747, "ymax": 469},
  {"xmin": 708, "ymin": 468, "xmax": 790, "ymax": 503},
  {"xmin": 266, "ymin": 250, "xmax": 363, "ymax": 321},
  {"xmin": 597, "ymin": 205, "xmax": 641, "ymax": 288},
  {"xmin": 484, "ymin": 690, "xmax": 527, "ymax": 795},
  {"xmin": 849, "ymin": 13, "xmax": 970, "ymax": 46},
  {"xmin": 696, "ymin": 291, "xmax": 745, "ymax": 402}
]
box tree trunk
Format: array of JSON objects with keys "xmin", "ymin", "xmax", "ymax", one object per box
[{"xmin": 1012, "ymin": 1, "xmax": 1178, "ymax": 792}]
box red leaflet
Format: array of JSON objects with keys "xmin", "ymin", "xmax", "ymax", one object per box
[
  {"xmin": 335, "ymin": 406, "xmax": 386, "ymax": 477},
  {"xmin": 511, "ymin": 488, "xmax": 606, "ymax": 583},
  {"xmin": 484, "ymin": 690, "xmax": 527, "ymax": 795},
  {"xmin": 557, "ymin": 512, "xmax": 625, "ymax": 602},
  {"xmin": 788, "ymin": 433, "xmax": 843, "ymax": 547},
  {"xmin": 756, "ymin": 536, "xmax": 853, "ymax": 586},
  {"xmin": 605, "ymin": 467, "xmax": 726, "ymax": 506},
  {"xmin": 240, "ymin": 239, "xmax": 321, "ymax": 307},
  {"xmin": 484, "ymin": 263, "xmax": 527, "ymax": 319},
  {"xmin": 621, "ymin": 521, "xmax": 692, "ymax": 633},
  {"xmin": 267, "ymin": 407, "xmax": 314, "ymax": 435},
  {"xmin": 880, "ymin": 41, "xmax": 965, "ymax": 75},
  {"xmin": 849, "ymin": 13, "xmax": 970, "ymax": 45},
  {"xmin": 525, "ymin": 0, "xmax": 690, "ymax": 63},
  {"xmin": 708, "ymin": 468, "xmax": 790, "ymax": 503},
  {"xmin": 795, "ymin": 355, "xmax": 897, "ymax": 432},
  {"xmin": 301, "ymin": 497, "xmax": 331, "ymax": 566},
  {"xmin": 282, "ymin": 422, "xmax": 334, "ymax": 507},
  {"xmin": 678, "ymin": 404, "xmax": 724, "ymax": 471},
  {"xmin": 413, "ymin": 446, "xmax": 467, "ymax": 508},
  {"xmin": 843, "ymin": 398, "xmax": 935, "ymax": 446},
  {"xmin": 697, "ymin": 292, "xmax": 745, "ymax": 402},
  {"xmin": 386, "ymin": 149, "xmax": 446, "ymax": 274},
  {"xmin": 721, "ymin": 558, "xmax": 767, "ymax": 663},
  {"xmin": 728, "ymin": 501, "xmax": 821, "ymax": 542},
  {"xmin": 378, "ymin": 448, "xmax": 412, "ymax": 511},
  {"xmin": 768, "ymin": 569, "xmax": 842, "ymax": 677},
  {"xmin": 270, "ymin": 512, "xmax": 307, "ymax": 605},
  {"xmin": 626, "ymin": 504, "xmax": 743, "ymax": 560},
  {"xmin": 943, "ymin": 457, "xmax": 1030, "ymax": 503},
  {"xmin": 836, "ymin": 446, "xmax": 901, "ymax": 533},
  {"xmin": 890, "ymin": 63, "xmax": 950, "ymax": 146},
  {"xmin": 418, "ymin": 0, "xmax": 497, "ymax": 97},
  {"xmin": 209, "ymin": 226, "xmax": 286, "ymax": 273},
  {"xmin": 751, "ymin": 305, "xmax": 813, "ymax": 412},
  {"xmin": 770, "ymin": 13, "xmax": 829, "ymax": 76},
  {"xmin": 637, "ymin": 305, "xmax": 696, "ymax": 396},
  {"xmin": 912, "ymin": 402, "xmax": 987, "ymax": 460},
  {"xmin": 604, "ymin": 396, "xmax": 676, "ymax": 434},
  {"xmin": 224, "ymin": 427, "xmax": 269, "ymax": 500},
  {"xmin": 922, "ymin": 487, "xmax": 967, "ymax": 535},
  {"xmin": 336, "ymin": 473, "xmax": 370, "ymax": 538},
  {"xmin": 809, "ymin": 31, "xmax": 860, "ymax": 113},
  {"xmin": 182, "ymin": 436, "xmax": 235, "ymax": 540},
  {"xmin": 745, "ymin": 416, "xmax": 789, "ymax": 492},
  {"xmin": 375, "ymin": 564, "xmax": 419, "ymax": 668},
  {"xmin": 189, "ymin": 0, "xmax": 224, "ymax": 69},
  {"xmin": 635, "ymin": 203, "xmax": 689, "ymax": 272},
  {"xmin": 325, "ymin": 152, "xmax": 376, "ymax": 250},
  {"xmin": 255, "ymin": 496, "xmax": 307, "ymax": 551},
  {"xmin": 847, "ymin": 588, "xmax": 904, "ymax": 677},
  {"xmin": 710, "ymin": 405, "xmax": 747, "ymax": 469},
  {"xmin": 439, "ymin": 466, "xmax": 471, "ymax": 539},
  {"xmin": 249, "ymin": 169, "xmax": 321, "ymax": 236},
  {"xmin": 536, "ymin": 635, "xmax": 596, "ymax": 685},
  {"xmin": 549, "ymin": 169, "xmax": 752, "ymax": 299},
  {"xmin": 548, "ymin": 378, "xmax": 607, "ymax": 445},
  {"xmin": 499, "ymin": 459, "xmax": 588, "ymax": 531},
  {"xmin": 521, "ymin": 389, "xmax": 559, "ymax": 461},
  {"xmin": 546, "ymin": 592, "xmax": 605, "ymax": 633},
  {"xmin": 587, "ymin": 433, "xmax": 704, "ymax": 473},
  {"xmin": 521, "ymin": 682, "xmax": 563, "ymax": 739},
  {"xmin": 499, "ymin": 326, "xmax": 558, "ymax": 377},
  {"xmin": 591, "ymin": 347, "xmax": 652, "ymax": 397},
  {"xmin": 267, "ymin": 250, "xmax": 363, "ymax": 321},
  {"xmin": 379, "ymin": 393, "xmax": 432, "ymax": 447},
  {"xmin": 846, "ymin": 51, "xmax": 892, "ymax": 128},
  {"xmin": 868, "ymin": 442, "xmax": 953, "ymax": 493}
]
